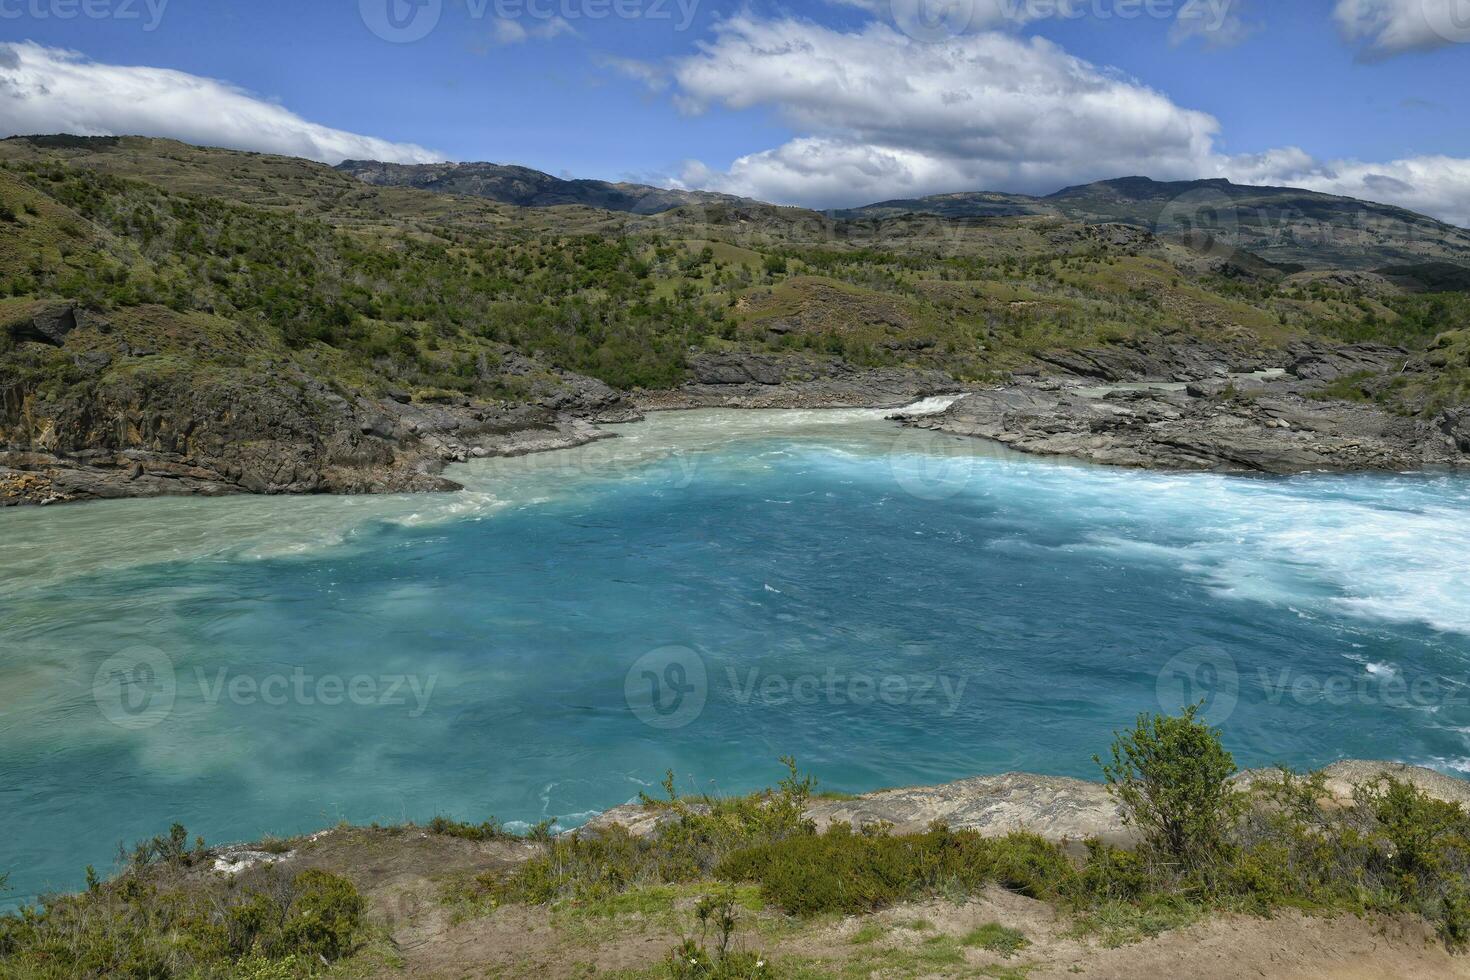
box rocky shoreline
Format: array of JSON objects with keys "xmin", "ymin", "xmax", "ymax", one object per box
[
  {"xmin": 582, "ymin": 760, "xmax": 1470, "ymax": 850},
  {"xmin": 0, "ymin": 388, "xmax": 625, "ymax": 507},
  {"xmin": 899, "ymin": 337, "xmax": 1470, "ymax": 475},
  {"xmin": 5, "ymin": 311, "xmax": 1468, "ymax": 506},
  {"xmin": 0, "ymin": 303, "xmax": 646, "ymax": 506}
]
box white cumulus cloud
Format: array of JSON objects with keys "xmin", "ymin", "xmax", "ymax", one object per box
[
  {"xmin": 1218, "ymin": 151, "xmax": 1470, "ymax": 227},
  {"xmin": 660, "ymin": 15, "xmax": 1470, "ymax": 226},
  {"xmin": 0, "ymin": 42, "xmax": 443, "ymax": 165},
  {"xmin": 1334, "ymin": 0, "xmax": 1470, "ymax": 58},
  {"xmin": 668, "ymin": 16, "xmax": 1219, "ymax": 208},
  {"xmin": 489, "ymin": 15, "xmax": 578, "ymax": 45}
]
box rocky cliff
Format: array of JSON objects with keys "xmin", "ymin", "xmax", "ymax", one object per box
[{"xmin": 0, "ymin": 302, "xmax": 636, "ymax": 505}]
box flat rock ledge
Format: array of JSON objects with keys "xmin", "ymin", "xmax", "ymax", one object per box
[
  {"xmin": 636, "ymin": 353, "xmax": 966, "ymax": 411},
  {"xmin": 899, "ymin": 340, "xmax": 1468, "ymax": 475},
  {"xmin": 585, "ymin": 762, "xmax": 1468, "ymax": 847}
]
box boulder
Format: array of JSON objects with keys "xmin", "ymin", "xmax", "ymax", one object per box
[
  {"xmin": 1440, "ymin": 408, "xmax": 1470, "ymax": 452},
  {"xmin": 7, "ymin": 304, "xmax": 79, "ymax": 346}
]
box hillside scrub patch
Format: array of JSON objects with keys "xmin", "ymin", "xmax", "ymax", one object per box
[
  {"xmin": 714, "ymin": 826, "xmax": 1073, "ymax": 917},
  {"xmin": 474, "ymin": 715, "xmax": 1470, "ymax": 949},
  {"xmin": 0, "ymin": 846, "xmax": 366, "ymax": 978},
  {"xmin": 488, "ymin": 759, "xmax": 818, "ymax": 908}
]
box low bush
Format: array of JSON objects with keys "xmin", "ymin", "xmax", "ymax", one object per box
[
  {"xmin": 426, "ymin": 815, "xmax": 511, "ymax": 841},
  {"xmin": 0, "ymin": 826, "xmax": 365, "ymax": 978},
  {"xmin": 490, "ymin": 759, "xmax": 817, "ymax": 908},
  {"xmin": 660, "ymin": 890, "xmax": 772, "ymax": 979},
  {"xmin": 1096, "ymin": 703, "xmax": 1243, "ymax": 885},
  {"xmin": 715, "ymin": 825, "xmax": 1073, "ymax": 917},
  {"xmin": 124, "ymin": 821, "xmax": 210, "ymax": 870}
]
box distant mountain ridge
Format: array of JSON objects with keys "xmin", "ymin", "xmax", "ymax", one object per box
[
  {"xmin": 339, "ymin": 160, "xmax": 1470, "ymax": 272},
  {"xmin": 336, "ymin": 159, "xmax": 750, "ymax": 216},
  {"xmin": 845, "ymin": 176, "xmax": 1470, "ymax": 271}
]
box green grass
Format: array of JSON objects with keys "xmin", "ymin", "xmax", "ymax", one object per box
[
  {"xmin": 1065, "ymin": 897, "xmax": 1204, "ymax": 948},
  {"xmin": 961, "ymin": 923, "xmax": 1030, "ymax": 957}
]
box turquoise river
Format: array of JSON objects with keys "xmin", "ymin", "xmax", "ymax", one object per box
[{"xmin": 3, "ymin": 401, "xmax": 1470, "ymax": 903}]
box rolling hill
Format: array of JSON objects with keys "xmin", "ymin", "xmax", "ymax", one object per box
[{"xmin": 336, "ymin": 159, "xmax": 750, "ymax": 216}]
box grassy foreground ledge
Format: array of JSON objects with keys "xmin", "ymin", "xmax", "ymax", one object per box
[{"xmin": 4, "ymin": 708, "xmax": 1470, "ymax": 978}]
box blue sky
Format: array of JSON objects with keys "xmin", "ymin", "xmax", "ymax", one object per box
[{"xmin": 2, "ymin": 0, "xmax": 1468, "ymax": 221}]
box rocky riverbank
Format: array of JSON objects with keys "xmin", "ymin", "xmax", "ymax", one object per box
[
  {"xmin": 12, "ymin": 760, "xmax": 1470, "ymax": 979},
  {"xmin": 0, "ymin": 303, "xmax": 645, "ymax": 506},
  {"xmin": 634, "ymin": 350, "xmax": 967, "ymax": 411},
  {"xmin": 0, "ymin": 385, "xmax": 624, "ymax": 507},
  {"xmin": 900, "ymin": 337, "xmax": 1470, "ymax": 474},
  {"xmin": 5, "ymin": 305, "xmax": 1467, "ymax": 505},
  {"xmin": 0, "ymin": 311, "xmax": 969, "ymax": 506}
]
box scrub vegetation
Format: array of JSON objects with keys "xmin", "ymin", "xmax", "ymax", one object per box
[{"xmin": 7, "ymin": 710, "xmax": 1466, "ymax": 977}]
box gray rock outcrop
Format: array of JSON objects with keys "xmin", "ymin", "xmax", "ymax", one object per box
[
  {"xmin": 586, "ymin": 761, "xmax": 1467, "ymax": 847},
  {"xmin": 638, "ymin": 351, "xmax": 964, "ymax": 410},
  {"xmin": 900, "ymin": 364, "xmax": 1464, "ymax": 475}
]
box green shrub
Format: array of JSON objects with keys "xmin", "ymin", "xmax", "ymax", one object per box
[
  {"xmin": 1097, "ymin": 704, "xmax": 1243, "ymax": 883},
  {"xmin": 665, "ymin": 939, "xmax": 769, "ymax": 979},
  {"xmin": 664, "ymin": 890, "xmax": 771, "ymax": 979},
  {"xmin": 1368, "ymin": 778, "xmax": 1470, "ymax": 888},
  {"xmin": 277, "ymin": 870, "xmax": 364, "ymax": 962},
  {"xmin": 0, "ymin": 861, "xmax": 365, "ymax": 977},
  {"xmin": 1440, "ymin": 889, "xmax": 1470, "ymax": 951},
  {"xmin": 125, "ymin": 822, "xmax": 209, "ymax": 870},
  {"xmin": 490, "ymin": 759, "xmax": 817, "ymax": 909},
  {"xmin": 1071, "ymin": 839, "xmax": 1152, "ymax": 903},
  {"xmin": 715, "ymin": 825, "xmax": 1074, "ymax": 917},
  {"xmin": 427, "ymin": 815, "xmax": 510, "ymax": 841}
]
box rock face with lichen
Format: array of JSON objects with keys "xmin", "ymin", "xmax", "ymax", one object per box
[{"xmin": 805, "ymin": 774, "xmax": 1130, "ymax": 844}]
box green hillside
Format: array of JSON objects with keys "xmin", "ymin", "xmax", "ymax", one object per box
[{"xmin": 1, "ymin": 135, "xmax": 1467, "ymax": 434}]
